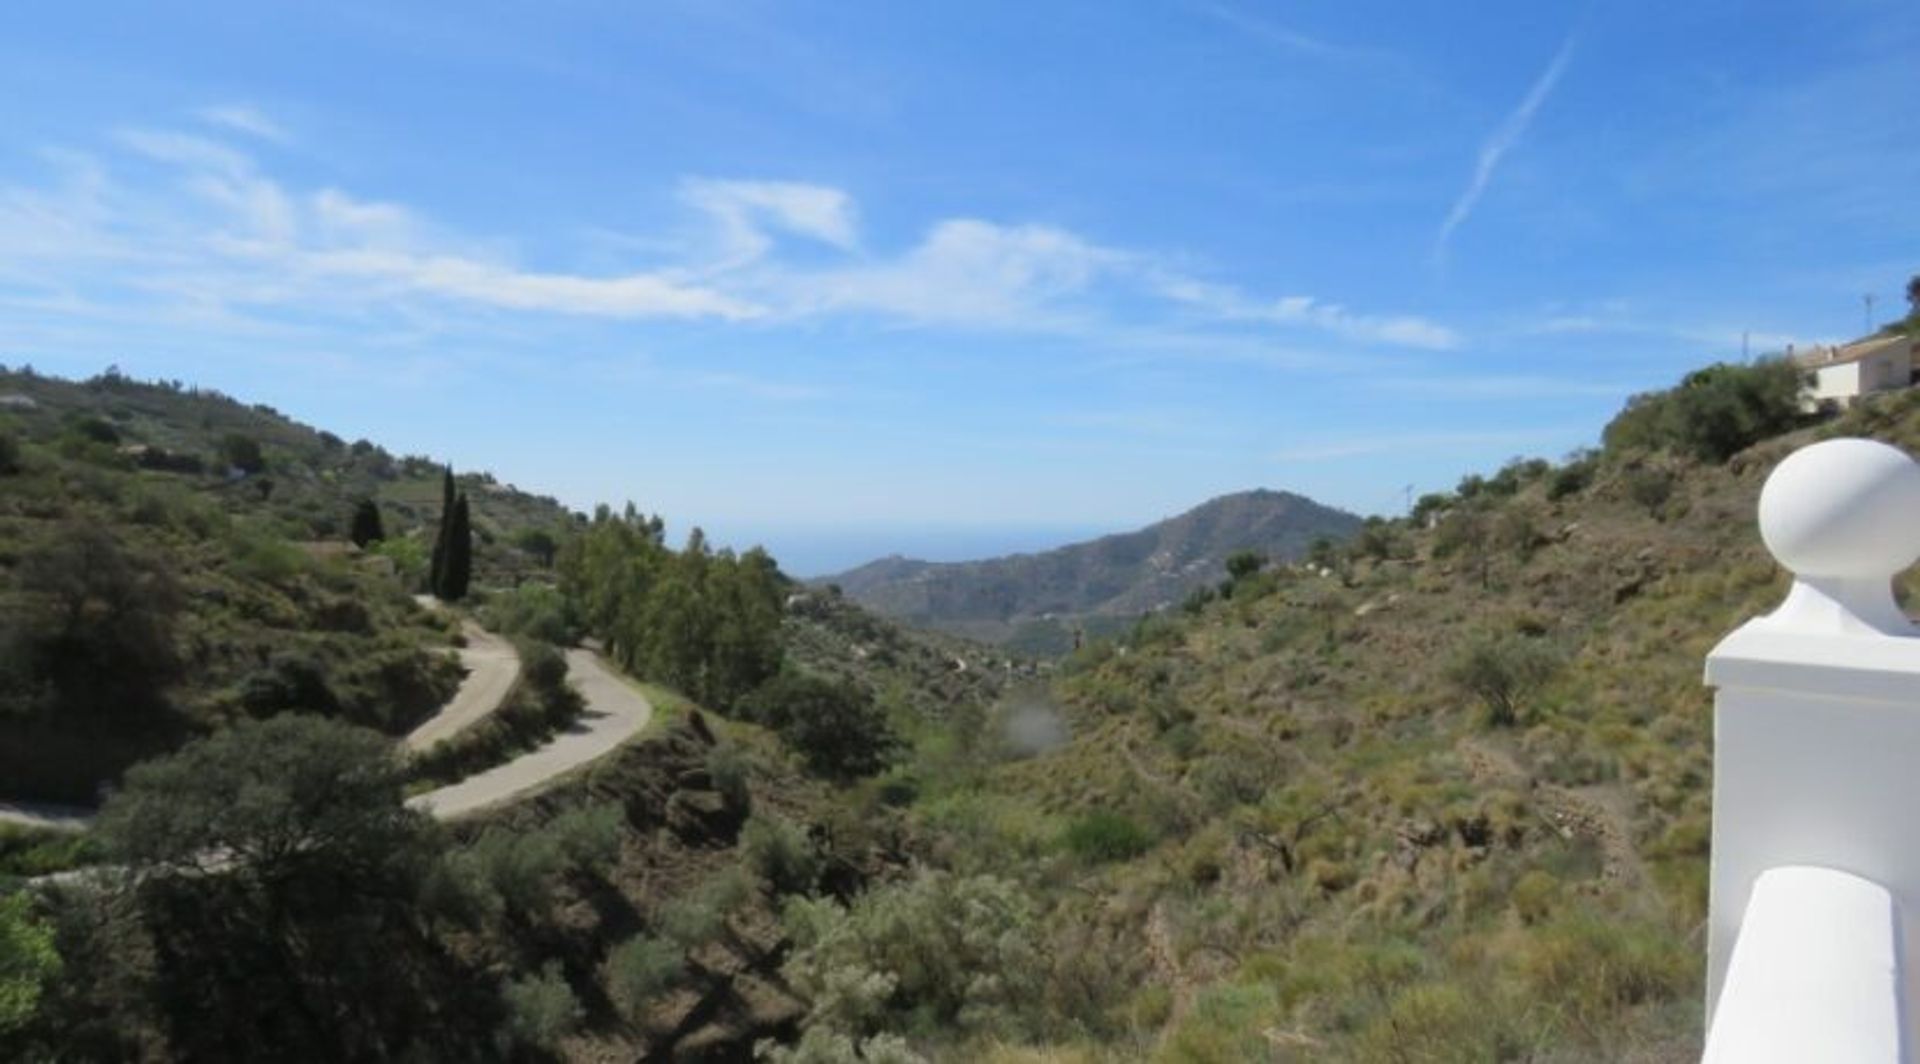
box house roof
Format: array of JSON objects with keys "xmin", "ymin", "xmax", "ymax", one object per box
[{"xmin": 1794, "ymin": 335, "xmax": 1913, "ymax": 369}]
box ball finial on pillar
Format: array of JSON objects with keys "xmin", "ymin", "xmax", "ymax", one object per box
[{"xmin": 1755, "ymin": 438, "xmax": 1920, "ymax": 635}]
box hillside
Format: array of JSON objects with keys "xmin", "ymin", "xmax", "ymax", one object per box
[
  {"xmin": 823, "ymin": 359, "xmax": 1902, "ymax": 1060},
  {"xmin": 822, "ymin": 489, "xmax": 1362, "ymax": 653},
  {"xmin": 9, "ymin": 356, "xmax": 1905, "ymax": 1062}
]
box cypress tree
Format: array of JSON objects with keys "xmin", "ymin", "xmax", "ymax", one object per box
[
  {"xmin": 349, "ymin": 499, "xmax": 385, "ymax": 547},
  {"xmin": 443, "ymin": 494, "xmax": 472, "ymax": 600},
  {"xmin": 429, "ymin": 466, "xmax": 455, "ymax": 596}
]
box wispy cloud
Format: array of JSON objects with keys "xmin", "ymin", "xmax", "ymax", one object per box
[
  {"xmin": 1434, "ymin": 27, "xmax": 1579, "ymax": 262},
  {"xmin": 194, "ymin": 104, "xmax": 290, "ymax": 144},
  {"xmin": 1, "ymin": 121, "xmax": 1458, "ymax": 348},
  {"xmin": 1153, "ymin": 274, "xmax": 1460, "ymax": 349},
  {"xmin": 679, "ymin": 177, "xmax": 860, "ymax": 269},
  {"xmin": 1193, "ymin": 1, "xmax": 1360, "ymax": 61}
]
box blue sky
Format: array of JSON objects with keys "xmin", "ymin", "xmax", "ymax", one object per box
[{"xmin": 2, "ymin": 1, "xmax": 1915, "ymax": 574}]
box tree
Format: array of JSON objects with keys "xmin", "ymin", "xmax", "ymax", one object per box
[
  {"xmin": 429, "ymin": 465, "xmax": 455, "ymax": 596},
  {"xmin": 513, "ymin": 528, "xmax": 558, "ymax": 568},
  {"xmin": 739, "ymin": 670, "xmax": 897, "ymax": 780},
  {"xmin": 92, "ymin": 715, "xmax": 491, "ymax": 1059},
  {"xmin": 97, "ymin": 714, "xmax": 430, "ymax": 881},
  {"xmin": 1602, "ymin": 359, "xmax": 1807, "ymax": 463},
  {"xmin": 11, "ymin": 524, "xmax": 181, "ymax": 717},
  {"xmin": 219, "ymin": 433, "xmax": 265, "ymax": 474},
  {"xmin": 1444, "ymin": 633, "xmax": 1564, "ymax": 728},
  {"xmin": 0, "ymin": 430, "xmax": 18, "ymax": 476},
  {"xmin": 1907, "ymin": 274, "xmax": 1920, "ymax": 317},
  {"xmin": 440, "ymin": 495, "xmax": 472, "ymax": 601},
  {"xmin": 348, "ymin": 499, "xmax": 385, "ymax": 547},
  {"xmin": 1224, "ymin": 550, "xmax": 1264, "ymax": 581}
]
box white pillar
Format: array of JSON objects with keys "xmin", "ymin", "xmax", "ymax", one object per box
[{"xmin": 1704, "ymin": 437, "xmax": 1920, "ymax": 1032}]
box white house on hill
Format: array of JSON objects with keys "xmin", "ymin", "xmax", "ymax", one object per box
[{"xmin": 1795, "ymin": 335, "xmax": 1917, "ymax": 409}]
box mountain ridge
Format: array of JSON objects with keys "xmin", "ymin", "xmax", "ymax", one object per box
[{"xmin": 819, "ymin": 487, "xmax": 1362, "ymax": 652}]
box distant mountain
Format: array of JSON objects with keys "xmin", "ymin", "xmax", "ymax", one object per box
[{"xmin": 818, "ymin": 490, "xmax": 1362, "ymax": 653}]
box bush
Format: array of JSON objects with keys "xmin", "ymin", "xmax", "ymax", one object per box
[
  {"xmin": 706, "ymin": 743, "xmax": 752, "ymax": 811},
  {"xmin": 1546, "ymin": 452, "xmax": 1597, "ymax": 500},
  {"xmin": 740, "ymin": 671, "xmax": 898, "ymax": 781},
  {"xmin": 1623, "ymin": 467, "xmax": 1676, "ymax": 518},
  {"xmin": 219, "ymin": 433, "xmax": 266, "ymax": 474},
  {"xmin": 604, "ymin": 936, "xmax": 684, "ymax": 1022},
  {"xmin": 549, "ymin": 803, "xmax": 624, "ymax": 872},
  {"xmin": 483, "ymin": 584, "xmax": 577, "ymax": 645},
  {"xmin": 456, "ymin": 828, "xmax": 563, "ymax": 916},
  {"xmin": 742, "ymin": 813, "xmax": 821, "ymax": 895},
  {"xmin": 1061, "ymin": 811, "xmax": 1155, "ymax": 863},
  {"xmin": 501, "ymin": 962, "xmax": 581, "ymax": 1050},
  {"xmin": 0, "ymin": 892, "xmax": 59, "ymax": 1034},
  {"xmin": 779, "ymin": 872, "xmax": 1042, "ymax": 1041},
  {"xmin": 0, "ymin": 431, "xmax": 19, "ymax": 476},
  {"xmin": 1444, "ymin": 633, "xmax": 1563, "ymax": 728},
  {"xmin": 1602, "ymin": 359, "xmax": 1806, "ymax": 462}
]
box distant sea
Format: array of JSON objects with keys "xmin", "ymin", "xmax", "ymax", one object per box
[{"xmin": 702, "ymin": 523, "xmax": 1113, "ymax": 580}]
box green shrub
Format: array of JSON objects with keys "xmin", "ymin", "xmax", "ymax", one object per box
[
  {"xmin": 1061, "ymin": 811, "xmax": 1155, "ymax": 863},
  {"xmin": 500, "ymin": 961, "xmax": 581, "ymax": 1049},
  {"xmin": 1602, "ymin": 359, "xmax": 1806, "ymax": 462},
  {"xmin": 706, "ymin": 742, "xmax": 752, "ymax": 810},
  {"xmin": 0, "ymin": 430, "xmax": 19, "ymax": 476},
  {"xmin": 0, "ymin": 892, "xmax": 60, "ymax": 1034},
  {"xmin": 604, "ymin": 935, "xmax": 684, "ymax": 1022},
  {"xmin": 1444, "ymin": 633, "xmax": 1564, "ymax": 727},
  {"xmin": 657, "ymin": 868, "xmax": 753, "ymax": 949},
  {"xmin": 779, "ymin": 872, "xmax": 1042, "ymax": 1041},
  {"xmin": 1510, "ymin": 914, "xmax": 1692, "ymax": 1038},
  {"xmin": 549, "ymin": 803, "xmax": 623, "ymax": 872},
  {"xmin": 456, "ymin": 828, "xmax": 562, "ymax": 916},
  {"xmin": 740, "ymin": 670, "xmax": 898, "ymax": 781},
  {"xmin": 742, "ymin": 813, "xmax": 821, "ymax": 895}
]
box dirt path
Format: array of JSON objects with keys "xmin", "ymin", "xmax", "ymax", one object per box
[
  {"xmin": 406, "ymin": 649, "xmax": 653, "ymax": 820},
  {"xmin": 404, "ymin": 621, "xmax": 521, "ymax": 751}
]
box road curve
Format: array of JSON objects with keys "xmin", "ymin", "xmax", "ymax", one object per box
[
  {"xmin": 404, "ymin": 622, "xmax": 521, "ymax": 751},
  {"xmin": 5, "ymin": 645, "xmax": 645, "ymax": 833},
  {"xmin": 407, "ymin": 648, "xmax": 653, "ymax": 820}
]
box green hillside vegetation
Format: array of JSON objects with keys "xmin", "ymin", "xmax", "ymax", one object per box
[
  {"xmin": 0, "ymin": 370, "xmax": 484, "ymax": 801},
  {"xmin": 14, "ymin": 354, "xmax": 1920, "ymax": 1061}
]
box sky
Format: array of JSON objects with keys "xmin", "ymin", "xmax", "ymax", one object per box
[{"xmin": 1, "ymin": 1, "xmax": 1916, "ymax": 575}]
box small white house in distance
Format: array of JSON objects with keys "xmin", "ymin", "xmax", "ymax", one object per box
[{"xmin": 1795, "ymin": 335, "xmax": 1917, "ymax": 409}]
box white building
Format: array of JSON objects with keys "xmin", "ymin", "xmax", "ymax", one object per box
[{"xmin": 1795, "ymin": 335, "xmax": 1915, "ymax": 409}]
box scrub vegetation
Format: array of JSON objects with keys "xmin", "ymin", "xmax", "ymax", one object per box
[{"xmin": 13, "ymin": 356, "xmax": 1920, "ymax": 1061}]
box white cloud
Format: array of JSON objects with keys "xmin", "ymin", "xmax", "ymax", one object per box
[
  {"xmin": 195, "ymin": 104, "xmax": 291, "ymax": 144},
  {"xmin": 789, "ymin": 219, "xmax": 1122, "ymax": 326},
  {"xmin": 1434, "ymin": 28, "xmax": 1578, "ymax": 261},
  {"xmin": 3, "ymin": 122, "xmax": 1459, "ymax": 344},
  {"xmin": 680, "ymin": 177, "xmax": 858, "ymax": 267},
  {"xmin": 1155, "ymin": 274, "xmax": 1460, "ymax": 349}
]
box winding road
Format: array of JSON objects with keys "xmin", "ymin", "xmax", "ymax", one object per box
[
  {"xmin": 405, "ymin": 621, "xmax": 521, "ymax": 751},
  {"xmin": 1, "ymin": 630, "xmax": 652, "ymax": 832},
  {"xmin": 408, "ymin": 649, "xmax": 653, "ymax": 819}
]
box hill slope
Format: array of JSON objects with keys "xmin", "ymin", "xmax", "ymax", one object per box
[{"xmin": 821, "ymin": 489, "xmax": 1361, "ymax": 652}]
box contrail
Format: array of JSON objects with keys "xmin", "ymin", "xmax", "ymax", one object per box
[{"xmin": 1434, "ymin": 29, "xmax": 1579, "ymax": 263}]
